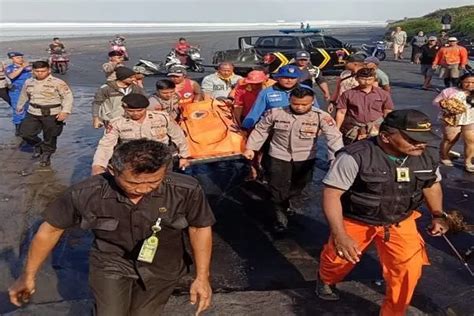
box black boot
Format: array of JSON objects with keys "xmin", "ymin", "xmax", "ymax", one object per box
[
  {"xmin": 39, "ymin": 153, "xmax": 51, "ymax": 167},
  {"xmin": 32, "ymin": 146, "xmax": 42, "ymax": 158},
  {"xmin": 15, "ymin": 124, "xmax": 21, "ymax": 136},
  {"xmin": 444, "ymin": 78, "xmax": 451, "ymax": 88}
]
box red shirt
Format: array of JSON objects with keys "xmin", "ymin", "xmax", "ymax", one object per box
[
  {"xmin": 234, "ymin": 84, "xmax": 262, "ymax": 118},
  {"xmin": 175, "ymin": 43, "xmax": 190, "ymax": 55}
]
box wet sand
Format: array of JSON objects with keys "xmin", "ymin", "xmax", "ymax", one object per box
[{"xmin": 0, "ymin": 28, "xmax": 473, "ymax": 315}]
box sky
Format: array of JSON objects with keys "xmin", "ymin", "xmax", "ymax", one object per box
[{"xmin": 0, "ymin": 0, "xmax": 472, "ymax": 23}]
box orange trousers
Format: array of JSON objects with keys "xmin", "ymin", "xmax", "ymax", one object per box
[{"xmin": 319, "ymin": 212, "xmax": 429, "ymax": 316}]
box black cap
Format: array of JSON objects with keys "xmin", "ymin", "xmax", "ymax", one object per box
[
  {"xmin": 115, "ymin": 67, "xmax": 136, "ymax": 81},
  {"xmin": 345, "ymin": 54, "xmax": 365, "ymax": 63},
  {"xmin": 122, "ymin": 94, "xmax": 149, "ymax": 108},
  {"xmin": 383, "ymin": 109, "xmax": 440, "ymax": 143},
  {"xmin": 108, "ymin": 50, "xmax": 124, "ymax": 57}
]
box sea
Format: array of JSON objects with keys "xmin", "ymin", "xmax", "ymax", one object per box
[{"xmin": 0, "ymin": 21, "xmax": 387, "ymax": 42}]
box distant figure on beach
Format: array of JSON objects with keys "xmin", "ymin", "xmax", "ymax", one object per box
[
  {"xmin": 306, "ymin": 23, "xmax": 310, "ymax": 29},
  {"xmin": 418, "ymin": 36, "xmax": 439, "ymax": 90},
  {"xmin": 438, "ymin": 30, "xmax": 450, "ymax": 47},
  {"xmin": 174, "ymin": 37, "xmax": 191, "ymax": 66},
  {"xmin": 390, "ymin": 26, "xmax": 407, "ymax": 60},
  {"xmin": 441, "ymin": 13, "xmax": 452, "ymax": 30},
  {"xmin": 410, "ymin": 31, "xmax": 427, "ymax": 63},
  {"xmin": 300, "ymin": 22, "xmax": 304, "ymax": 29},
  {"xmin": 102, "ymin": 50, "xmax": 125, "ymax": 82}
]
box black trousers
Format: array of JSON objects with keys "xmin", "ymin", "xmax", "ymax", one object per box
[
  {"xmin": 0, "ymin": 87, "xmax": 10, "ymax": 105},
  {"xmin": 89, "ymin": 271, "xmax": 178, "ymax": 316},
  {"xmin": 267, "ymin": 156, "xmax": 316, "ymax": 211},
  {"xmin": 20, "ymin": 113, "xmax": 64, "ymax": 154}
]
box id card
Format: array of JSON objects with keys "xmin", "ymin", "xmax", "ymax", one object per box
[
  {"xmin": 396, "ymin": 167, "xmax": 410, "ymax": 182},
  {"xmin": 137, "ymin": 235, "xmax": 159, "ymax": 263}
]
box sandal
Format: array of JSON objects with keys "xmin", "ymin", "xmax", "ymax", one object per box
[
  {"xmin": 465, "ymin": 165, "xmax": 474, "ymax": 173},
  {"xmin": 441, "ymin": 159, "xmax": 454, "ymax": 167}
]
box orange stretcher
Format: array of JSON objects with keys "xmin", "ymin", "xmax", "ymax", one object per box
[{"xmin": 178, "ymin": 99, "xmax": 247, "ymax": 164}]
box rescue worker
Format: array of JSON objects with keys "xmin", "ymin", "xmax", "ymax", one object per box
[
  {"xmin": 92, "ymin": 93, "xmax": 190, "ymax": 175},
  {"xmin": 5, "ymin": 51, "xmax": 32, "ymax": 135},
  {"xmin": 243, "ymin": 87, "xmax": 343, "ymax": 232},
  {"xmin": 201, "ymin": 62, "xmax": 242, "ymax": 100},
  {"xmin": 336, "ymin": 67, "xmax": 394, "ymax": 145},
  {"xmin": 15, "ymin": 61, "xmax": 73, "ymax": 167},
  {"xmin": 148, "ymin": 79, "xmax": 181, "ymax": 121},
  {"xmin": 102, "ymin": 50, "xmax": 125, "ymax": 82},
  {"xmin": 92, "ymin": 67, "xmax": 147, "ymax": 128},
  {"xmin": 0, "ymin": 61, "xmax": 11, "ymax": 105},
  {"xmin": 364, "ymin": 56, "xmax": 391, "ymax": 93},
  {"xmin": 291, "ymin": 51, "xmax": 331, "ymax": 102},
  {"xmin": 167, "ymin": 66, "xmax": 202, "ymax": 106},
  {"xmin": 242, "ymin": 65, "xmax": 318, "ymax": 129},
  {"xmin": 329, "ymin": 54, "xmax": 366, "ymax": 113},
  {"xmin": 316, "ymin": 109, "xmax": 449, "ymax": 316},
  {"xmin": 432, "ymin": 37, "xmax": 469, "ymax": 88},
  {"xmin": 9, "ymin": 139, "xmax": 214, "ymax": 316},
  {"xmin": 231, "ymin": 70, "xmax": 269, "ymax": 122}
]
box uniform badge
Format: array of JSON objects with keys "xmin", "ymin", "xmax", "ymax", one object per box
[
  {"xmin": 159, "ymin": 207, "xmax": 167, "ymax": 213},
  {"xmin": 396, "ymin": 167, "xmax": 410, "ymax": 182},
  {"xmin": 289, "ymin": 68, "xmax": 295, "ymax": 73}
]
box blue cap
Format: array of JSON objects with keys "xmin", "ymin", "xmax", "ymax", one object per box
[
  {"xmin": 7, "ymin": 51, "xmax": 24, "ymax": 58},
  {"xmin": 274, "ymin": 65, "xmax": 301, "ymax": 78}
]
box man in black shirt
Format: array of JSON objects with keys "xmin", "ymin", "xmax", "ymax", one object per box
[
  {"xmin": 9, "ymin": 139, "xmax": 215, "ymax": 316},
  {"xmin": 418, "ymin": 36, "xmax": 440, "ymax": 90}
]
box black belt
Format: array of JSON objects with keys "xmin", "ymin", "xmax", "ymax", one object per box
[{"xmin": 30, "ymin": 103, "xmax": 61, "ymax": 109}]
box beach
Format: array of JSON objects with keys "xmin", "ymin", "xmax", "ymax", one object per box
[{"xmin": 0, "ymin": 27, "xmax": 473, "ymax": 315}]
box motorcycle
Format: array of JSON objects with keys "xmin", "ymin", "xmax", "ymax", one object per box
[
  {"xmin": 133, "ymin": 47, "xmax": 205, "ymax": 76},
  {"xmin": 48, "ymin": 49, "xmax": 69, "ymax": 75},
  {"xmin": 357, "ymin": 41, "xmax": 387, "ymax": 61},
  {"xmin": 109, "ymin": 38, "xmax": 129, "ymax": 61},
  {"xmin": 186, "ymin": 47, "xmax": 205, "ymax": 72}
]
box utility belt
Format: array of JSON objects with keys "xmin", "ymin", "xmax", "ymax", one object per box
[{"xmin": 30, "ymin": 103, "xmax": 61, "ymax": 116}]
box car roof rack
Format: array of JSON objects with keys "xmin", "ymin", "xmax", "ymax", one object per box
[{"xmin": 278, "ymin": 28, "xmax": 324, "ymax": 34}]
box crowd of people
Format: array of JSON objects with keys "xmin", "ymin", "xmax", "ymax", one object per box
[{"xmin": 1, "ymin": 31, "xmax": 473, "ymax": 316}]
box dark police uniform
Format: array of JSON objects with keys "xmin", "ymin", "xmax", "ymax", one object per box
[{"xmin": 42, "ymin": 172, "xmax": 215, "ymax": 316}]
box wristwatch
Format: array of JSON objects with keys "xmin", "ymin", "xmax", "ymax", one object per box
[{"xmin": 432, "ymin": 211, "xmax": 448, "ymax": 219}]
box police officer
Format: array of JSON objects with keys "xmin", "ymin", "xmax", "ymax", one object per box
[
  {"xmin": 16, "ymin": 61, "xmax": 73, "ymax": 167},
  {"xmin": 92, "ymin": 93, "xmax": 190, "ymax": 176},
  {"xmin": 316, "ymin": 109, "xmax": 449, "ymax": 315},
  {"xmin": 5, "ymin": 51, "xmax": 32, "ymax": 135},
  {"xmin": 0, "ymin": 61, "xmax": 11, "ymax": 105},
  {"xmin": 9, "ymin": 139, "xmax": 215, "ymax": 316},
  {"xmin": 291, "ymin": 51, "xmax": 331, "ymax": 102},
  {"xmin": 242, "ymin": 65, "xmax": 318, "ymax": 129},
  {"xmin": 92, "ymin": 66, "xmax": 147, "ymax": 128},
  {"xmin": 243, "ymin": 87, "xmax": 343, "ymax": 232}
]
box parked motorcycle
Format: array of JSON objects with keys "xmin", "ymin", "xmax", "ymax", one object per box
[
  {"xmin": 357, "ymin": 41, "xmax": 387, "ymax": 61},
  {"xmin": 133, "ymin": 47, "xmax": 204, "ymax": 75},
  {"xmin": 109, "ymin": 38, "xmax": 129, "ymax": 61}
]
